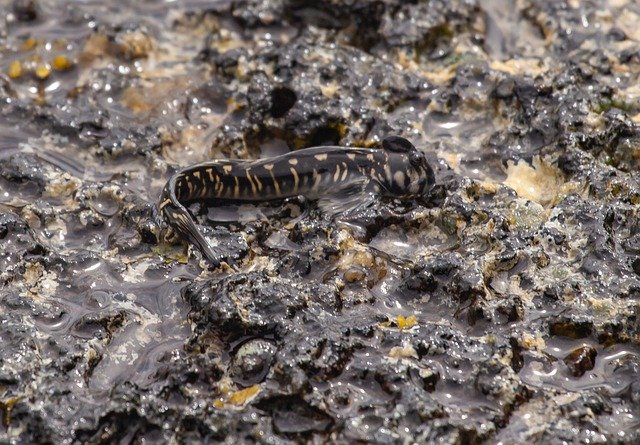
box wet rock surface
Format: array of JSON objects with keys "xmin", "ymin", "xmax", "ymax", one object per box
[{"xmin": 1, "ymin": 0, "xmax": 639, "ymax": 443}]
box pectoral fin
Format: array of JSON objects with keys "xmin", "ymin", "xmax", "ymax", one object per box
[{"xmin": 317, "ymin": 177, "xmax": 377, "ymax": 217}]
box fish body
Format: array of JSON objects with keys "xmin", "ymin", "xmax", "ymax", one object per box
[{"xmin": 159, "ymin": 136, "xmax": 434, "ymax": 265}]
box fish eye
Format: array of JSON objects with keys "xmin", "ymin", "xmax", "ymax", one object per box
[{"xmin": 409, "ymin": 151, "xmax": 424, "ymax": 168}]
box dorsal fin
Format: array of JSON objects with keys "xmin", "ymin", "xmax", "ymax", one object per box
[{"xmin": 382, "ymin": 136, "xmax": 415, "ymax": 153}]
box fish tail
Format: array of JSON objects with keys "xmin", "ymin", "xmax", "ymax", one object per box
[{"xmin": 160, "ymin": 182, "xmax": 220, "ymax": 267}]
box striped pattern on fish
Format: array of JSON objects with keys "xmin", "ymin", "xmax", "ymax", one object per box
[{"xmin": 159, "ymin": 136, "xmax": 435, "ymax": 266}]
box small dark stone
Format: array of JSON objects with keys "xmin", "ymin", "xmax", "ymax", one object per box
[
  {"xmin": 563, "ymin": 346, "xmax": 597, "ymax": 377},
  {"xmin": 137, "ymin": 220, "xmax": 159, "ymax": 244},
  {"xmin": 402, "ymin": 270, "xmax": 437, "ymax": 293},
  {"xmin": 270, "ymin": 86, "xmax": 297, "ymax": 118},
  {"xmin": 0, "ymin": 153, "xmax": 46, "ymax": 192},
  {"xmin": 408, "ymin": 366, "xmax": 439, "ymax": 392},
  {"xmin": 607, "ymin": 27, "xmax": 626, "ymax": 42},
  {"xmin": 308, "ymin": 126, "xmax": 341, "ymax": 147},
  {"xmin": 631, "ymin": 257, "xmax": 640, "ymax": 276},
  {"xmin": 494, "ymin": 77, "xmax": 515, "ymax": 99},
  {"xmin": 12, "ymin": 0, "xmax": 38, "ymax": 21},
  {"xmin": 257, "ymin": 396, "xmax": 334, "ymax": 434},
  {"xmin": 549, "ymin": 320, "xmax": 593, "ymax": 339},
  {"xmin": 1, "ymin": 1, "xmax": 640, "ymax": 443},
  {"xmin": 496, "ymin": 298, "xmax": 522, "ymax": 323}
]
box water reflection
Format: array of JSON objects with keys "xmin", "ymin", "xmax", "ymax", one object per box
[
  {"xmin": 520, "ymin": 341, "xmax": 640, "ymax": 395},
  {"xmin": 422, "ymin": 111, "xmax": 503, "ymax": 180}
]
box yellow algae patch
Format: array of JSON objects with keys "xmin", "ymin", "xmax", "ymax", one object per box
[
  {"xmin": 504, "ymin": 157, "xmax": 564, "ymax": 206},
  {"xmin": 52, "ymin": 54, "xmax": 73, "ymax": 71},
  {"xmin": 397, "ymin": 314, "xmax": 417, "ymax": 330},
  {"xmin": 0, "ymin": 396, "xmax": 23, "ymax": 428},
  {"xmin": 34, "ymin": 64, "xmax": 51, "ymax": 80},
  {"xmin": 21, "ymin": 37, "xmax": 38, "ymax": 51},
  {"xmin": 8, "ymin": 61, "xmax": 22, "ymax": 79},
  {"xmin": 214, "ymin": 384, "xmax": 261, "ymax": 409},
  {"xmin": 228, "ymin": 384, "xmax": 260, "ymax": 406}
]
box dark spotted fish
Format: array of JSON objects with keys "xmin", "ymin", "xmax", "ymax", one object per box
[{"xmin": 159, "ymin": 136, "xmax": 435, "ymax": 266}]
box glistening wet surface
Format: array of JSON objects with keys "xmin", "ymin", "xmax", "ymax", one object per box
[{"xmin": 1, "ymin": 0, "xmax": 640, "ymax": 443}]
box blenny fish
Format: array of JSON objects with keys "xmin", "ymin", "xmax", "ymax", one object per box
[{"xmin": 159, "ymin": 136, "xmax": 435, "ymax": 266}]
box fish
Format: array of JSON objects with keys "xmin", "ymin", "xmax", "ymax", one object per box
[{"xmin": 158, "ymin": 136, "xmax": 435, "ymax": 266}]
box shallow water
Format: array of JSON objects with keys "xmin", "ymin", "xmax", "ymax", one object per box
[{"xmin": 2, "ymin": 0, "xmax": 640, "ymax": 443}]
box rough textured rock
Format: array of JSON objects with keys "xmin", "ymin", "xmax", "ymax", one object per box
[{"xmin": 1, "ymin": 0, "xmax": 639, "ymax": 443}]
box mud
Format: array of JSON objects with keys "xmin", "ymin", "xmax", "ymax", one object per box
[{"xmin": 1, "ymin": 0, "xmax": 639, "ymax": 443}]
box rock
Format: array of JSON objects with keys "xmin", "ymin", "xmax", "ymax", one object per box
[
  {"xmin": 563, "ymin": 346, "xmax": 597, "ymax": 377},
  {"xmin": 0, "ymin": 0, "xmax": 639, "ymax": 443}
]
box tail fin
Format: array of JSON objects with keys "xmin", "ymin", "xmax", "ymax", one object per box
[
  {"xmin": 159, "ymin": 181, "xmax": 220, "ymax": 267},
  {"xmin": 163, "ymin": 203, "xmax": 221, "ymax": 267}
]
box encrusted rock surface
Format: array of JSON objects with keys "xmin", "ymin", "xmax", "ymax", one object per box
[{"xmin": 1, "ymin": 0, "xmax": 639, "ymax": 443}]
